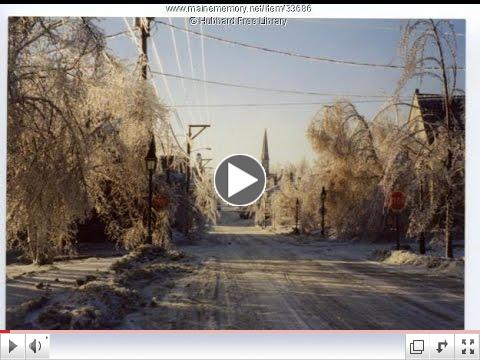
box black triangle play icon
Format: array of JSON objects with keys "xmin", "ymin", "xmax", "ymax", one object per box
[{"xmin": 9, "ymin": 339, "xmax": 18, "ymax": 353}]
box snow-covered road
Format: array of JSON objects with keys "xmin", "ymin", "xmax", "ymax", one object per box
[
  {"xmin": 124, "ymin": 221, "xmax": 464, "ymax": 330},
  {"xmin": 6, "ymin": 211, "xmax": 463, "ymax": 330}
]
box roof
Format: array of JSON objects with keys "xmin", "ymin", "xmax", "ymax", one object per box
[{"xmin": 413, "ymin": 90, "xmax": 465, "ymax": 144}]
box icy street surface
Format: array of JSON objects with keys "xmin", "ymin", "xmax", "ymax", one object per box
[
  {"xmin": 6, "ymin": 211, "xmax": 463, "ymax": 329},
  {"xmin": 123, "ymin": 214, "xmax": 464, "ymax": 330}
]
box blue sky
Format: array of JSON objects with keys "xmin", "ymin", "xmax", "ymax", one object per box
[{"xmin": 96, "ymin": 18, "xmax": 465, "ymax": 169}]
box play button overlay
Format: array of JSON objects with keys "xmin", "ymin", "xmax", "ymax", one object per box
[
  {"xmin": 214, "ymin": 154, "xmax": 266, "ymax": 206},
  {"xmin": 227, "ymin": 163, "xmax": 258, "ymax": 197}
]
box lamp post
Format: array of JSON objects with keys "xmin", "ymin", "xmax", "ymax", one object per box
[
  {"xmin": 290, "ymin": 172, "xmax": 301, "ymax": 234},
  {"xmin": 145, "ymin": 136, "xmax": 157, "ymax": 244},
  {"xmin": 294, "ymin": 198, "xmax": 300, "ymax": 234},
  {"xmin": 320, "ymin": 186, "xmax": 327, "ymax": 237},
  {"xmin": 263, "ymin": 195, "xmax": 267, "ymax": 229}
]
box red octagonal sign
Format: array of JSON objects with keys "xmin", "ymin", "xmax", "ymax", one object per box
[{"xmin": 389, "ymin": 191, "xmax": 407, "ymax": 212}]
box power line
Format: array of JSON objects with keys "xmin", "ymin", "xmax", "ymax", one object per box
[
  {"xmin": 149, "ymin": 36, "xmax": 186, "ymax": 134},
  {"xmin": 154, "ymin": 20, "xmax": 464, "ymax": 71},
  {"xmin": 166, "ymin": 99, "xmax": 408, "ymax": 109},
  {"xmin": 167, "ymin": 17, "xmax": 198, "ymax": 125},
  {"xmin": 122, "ymin": 17, "xmax": 187, "ymax": 155},
  {"xmin": 199, "ymin": 22, "xmax": 211, "ymax": 122},
  {"xmin": 291, "ymin": 19, "xmax": 465, "ymax": 37},
  {"xmin": 184, "ymin": 18, "xmax": 203, "ymax": 120},
  {"xmin": 150, "ymin": 69, "xmax": 399, "ymax": 99},
  {"xmin": 122, "ymin": 17, "xmax": 141, "ymax": 49},
  {"xmin": 154, "ymin": 20, "xmax": 404, "ymax": 70},
  {"xmin": 105, "ymin": 30, "xmax": 128, "ymax": 39}
]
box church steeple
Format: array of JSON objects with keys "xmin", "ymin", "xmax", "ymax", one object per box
[{"xmin": 261, "ymin": 129, "xmax": 269, "ymax": 176}]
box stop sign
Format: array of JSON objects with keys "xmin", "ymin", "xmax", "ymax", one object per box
[
  {"xmin": 389, "ymin": 191, "xmax": 407, "ymax": 212},
  {"xmin": 153, "ymin": 194, "xmax": 170, "ymax": 211}
]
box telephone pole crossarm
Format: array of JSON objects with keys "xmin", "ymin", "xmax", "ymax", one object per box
[{"xmin": 189, "ymin": 124, "xmax": 211, "ymax": 141}]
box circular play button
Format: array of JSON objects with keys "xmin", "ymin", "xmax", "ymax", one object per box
[{"xmin": 214, "ymin": 154, "xmax": 266, "ymax": 206}]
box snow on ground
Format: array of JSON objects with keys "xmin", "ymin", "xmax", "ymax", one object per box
[
  {"xmin": 30, "ymin": 280, "xmax": 140, "ymax": 329},
  {"xmin": 7, "ymin": 257, "xmax": 120, "ymax": 309},
  {"xmin": 7, "ymin": 245, "xmax": 192, "ymax": 329},
  {"xmin": 6, "ymin": 211, "xmax": 464, "ymax": 329},
  {"xmin": 381, "ymin": 250, "xmax": 464, "ymax": 278},
  {"xmin": 121, "ymin": 217, "xmax": 463, "ymax": 329}
]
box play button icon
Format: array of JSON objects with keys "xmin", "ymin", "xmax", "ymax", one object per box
[
  {"xmin": 1, "ymin": 334, "xmax": 25, "ymax": 359},
  {"xmin": 227, "ymin": 163, "xmax": 258, "ymax": 197},
  {"xmin": 9, "ymin": 340, "xmax": 17, "ymax": 353},
  {"xmin": 214, "ymin": 154, "xmax": 266, "ymax": 206}
]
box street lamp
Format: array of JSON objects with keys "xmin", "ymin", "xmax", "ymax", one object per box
[
  {"xmin": 263, "ymin": 195, "xmax": 267, "ymax": 229},
  {"xmin": 145, "ymin": 136, "xmax": 157, "ymax": 244},
  {"xmin": 320, "ymin": 186, "xmax": 327, "ymax": 237},
  {"xmin": 294, "ymin": 198, "xmax": 300, "ymax": 234},
  {"xmin": 291, "ymin": 173, "xmax": 301, "ymax": 234}
]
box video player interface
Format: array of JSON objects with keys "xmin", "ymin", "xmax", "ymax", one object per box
[{"xmin": 0, "ymin": 2, "xmax": 476, "ymax": 360}]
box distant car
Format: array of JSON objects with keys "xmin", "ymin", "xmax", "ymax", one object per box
[{"xmin": 239, "ymin": 210, "xmax": 252, "ymax": 219}]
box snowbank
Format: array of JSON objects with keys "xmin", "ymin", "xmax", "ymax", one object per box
[
  {"xmin": 7, "ymin": 244, "xmax": 191, "ymax": 329},
  {"xmin": 381, "ymin": 250, "xmax": 464, "ymax": 278},
  {"xmin": 111, "ymin": 245, "xmax": 184, "ymax": 273},
  {"xmin": 36, "ymin": 280, "xmax": 140, "ymax": 329}
]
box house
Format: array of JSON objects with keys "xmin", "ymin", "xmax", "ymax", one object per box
[
  {"xmin": 407, "ymin": 89, "xmax": 465, "ymax": 239},
  {"xmin": 408, "ymin": 89, "xmax": 464, "ymax": 145}
]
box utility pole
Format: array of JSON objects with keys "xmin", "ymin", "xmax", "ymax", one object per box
[
  {"xmin": 184, "ymin": 124, "xmax": 210, "ymax": 237},
  {"xmin": 200, "ymin": 158, "xmax": 213, "ymax": 172},
  {"xmin": 136, "ymin": 17, "xmax": 153, "ymax": 80},
  {"xmin": 195, "ymin": 157, "xmax": 213, "ymax": 175},
  {"xmin": 137, "ymin": 17, "xmax": 172, "ymax": 244},
  {"xmin": 186, "ymin": 124, "xmax": 210, "ymax": 194}
]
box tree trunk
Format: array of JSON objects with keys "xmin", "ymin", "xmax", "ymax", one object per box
[
  {"xmin": 431, "ymin": 20, "xmax": 454, "ymax": 260},
  {"xmin": 445, "ymin": 187, "xmax": 454, "ymax": 258},
  {"xmin": 28, "ymin": 226, "xmax": 49, "ymax": 265},
  {"xmin": 27, "ymin": 225, "xmax": 36, "ymax": 264},
  {"xmin": 418, "ymin": 180, "xmax": 426, "ymax": 255},
  {"xmin": 34, "ymin": 233, "xmax": 48, "ymax": 265},
  {"xmin": 419, "ymin": 232, "xmax": 426, "ymax": 255}
]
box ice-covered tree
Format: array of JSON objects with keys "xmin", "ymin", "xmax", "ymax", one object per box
[
  {"xmin": 7, "ymin": 17, "xmax": 107, "ymax": 263},
  {"xmin": 304, "ymin": 101, "xmax": 389, "ymax": 238},
  {"xmin": 392, "ymin": 19, "xmax": 464, "ymax": 258},
  {"xmin": 7, "ymin": 17, "xmax": 172, "ymax": 262}
]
